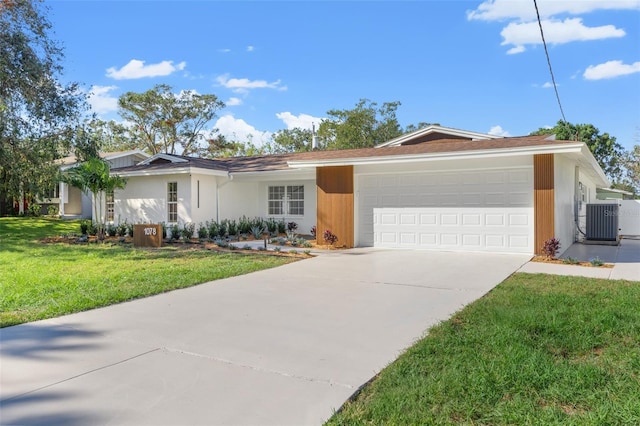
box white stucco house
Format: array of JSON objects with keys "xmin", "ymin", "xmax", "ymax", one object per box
[{"xmin": 109, "ymin": 126, "xmax": 609, "ymax": 256}]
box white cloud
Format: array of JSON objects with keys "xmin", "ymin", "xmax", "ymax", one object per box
[
  {"xmin": 246, "ymin": 45, "xmax": 255, "ymax": 52},
  {"xmin": 488, "ymin": 125, "xmax": 511, "ymax": 137},
  {"xmin": 219, "ymin": 48, "xmax": 231, "ymax": 53},
  {"xmin": 275, "ymin": 112, "xmax": 323, "ymax": 130},
  {"xmin": 542, "ymin": 82, "xmax": 554, "ymax": 88},
  {"xmin": 584, "ymin": 60, "xmax": 640, "ymax": 80},
  {"xmin": 88, "ymin": 85, "xmax": 119, "ymax": 114},
  {"xmin": 467, "ymin": 0, "xmax": 639, "ymax": 22},
  {"xmin": 214, "ymin": 114, "xmax": 271, "ymax": 145},
  {"xmin": 106, "ymin": 59, "xmax": 186, "ymax": 80},
  {"xmin": 216, "ymin": 74, "xmax": 287, "ymax": 94},
  {"xmin": 226, "ymin": 97, "xmax": 243, "ymax": 106},
  {"xmin": 501, "ymin": 18, "xmax": 625, "ymax": 53}
]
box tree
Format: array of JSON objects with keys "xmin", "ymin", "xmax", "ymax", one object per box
[
  {"xmin": 0, "ymin": 0, "xmax": 83, "ymax": 214},
  {"xmin": 117, "ymin": 84, "xmax": 224, "ymax": 156},
  {"xmin": 317, "ymin": 99, "xmax": 403, "ymax": 150},
  {"xmin": 63, "ymin": 158, "xmax": 127, "ymax": 240},
  {"xmin": 620, "ymin": 145, "xmax": 639, "ymax": 196},
  {"xmin": 531, "ymin": 120, "xmax": 626, "ymax": 182},
  {"xmin": 270, "ymin": 128, "xmax": 313, "ymax": 153}
]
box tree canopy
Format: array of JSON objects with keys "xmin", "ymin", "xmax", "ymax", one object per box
[
  {"xmin": 117, "ymin": 84, "xmax": 225, "ymax": 156},
  {"xmin": 0, "ymin": 0, "xmax": 83, "ymax": 212},
  {"xmin": 317, "ymin": 99, "xmax": 404, "ymax": 150},
  {"xmin": 531, "ymin": 120, "xmax": 626, "ymax": 183}
]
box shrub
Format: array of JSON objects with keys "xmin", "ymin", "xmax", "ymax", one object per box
[
  {"xmin": 303, "ymin": 241, "xmax": 312, "ymax": 248},
  {"xmin": 562, "ymin": 257, "xmax": 579, "ymax": 265},
  {"xmin": 181, "ymin": 222, "xmax": 195, "ymax": 240},
  {"xmin": 106, "ymin": 224, "xmax": 117, "ymax": 237},
  {"xmin": 238, "ymin": 216, "xmax": 251, "ymax": 235},
  {"xmin": 28, "ymin": 203, "xmax": 41, "ymax": 217},
  {"xmin": 170, "ymin": 224, "xmax": 180, "ymax": 241},
  {"xmin": 265, "ymin": 217, "xmax": 278, "ymax": 234},
  {"xmin": 207, "ymin": 221, "xmax": 219, "ymax": 239},
  {"xmin": 80, "ymin": 220, "xmax": 89, "ymax": 235},
  {"xmin": 47, "ymin": 205, "xmax": 59, "ymax": 216},
  {"xmin": 218, "ymin": 220, "xmax": 228, "ymax": 237},
  {"xmin": 125, "ymin": 222, "xmax": 134, "ymax": 237},
  {"xmin": 310, "ymin": 225, "xmax": 316, "ymax": 238},
  {"xmin": 116, "ymin": 221, "xmax": 128, "ymax": 237},
  {"xmin": 243, "ymin": 244, "xmax": 252, "ymax": 250},
  {"xmin": 197, "ymin": 222, "xmax": 208, "ymax": 240},
  {"xmin": 88, "ymin": 222, "xmax": 98, "ymax": 236},
  {"xmin": 277, "ymin": 219, "xmax": 286, "ymax": 234},
  {"xmin": 541, "ymin": 237, "xmax": 561, "ymax": 259},
  {"xmin": 273, "ymin": 246, "xmax": 281, "ymax": 252},
  {"xmin": 303, "ymin": 250, "xmax": 311, "ymax": 255},
  {"xmin": 287, "ymin": 221, "xmax": 298, "ymax": 232},
  {"xmin": 323, "ymin": 229, "xmax": 338, "ymax": 245},
  {"xmin": 227, "ymin": 219, "xmax": 238, "ymax": 237},
  {"xmin": 590, "ymin": 257, "xmax": 604, "ymax": 267}
]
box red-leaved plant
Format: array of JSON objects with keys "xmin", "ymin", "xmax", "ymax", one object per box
[
  {"xmin": 542, "ymin": 237, "xmax": 561, "ymax": 259},
  {"xmin": 323, "ymin": 229, "xmax": 338, "ymax": 245},
  {"xmin": 310, "ymin": 225, "xmax": 316, "ymax": 238}
]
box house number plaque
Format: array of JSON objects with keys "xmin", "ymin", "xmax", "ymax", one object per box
[{"xmin": 133, "ymin": 224, "xmax": 163, "ymax": 248}]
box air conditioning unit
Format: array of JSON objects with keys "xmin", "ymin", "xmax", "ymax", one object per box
[{"xmin": 586, "ymin": 204, "xmax": 618, "ymax": 241}]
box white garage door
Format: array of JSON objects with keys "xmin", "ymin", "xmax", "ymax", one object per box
[{"xmin": 357, "ymin": 168, "xmax": 534, "ymax": 253}]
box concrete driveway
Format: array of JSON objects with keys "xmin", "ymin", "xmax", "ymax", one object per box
[{"xmin": 1, "ymin": 249, "xmax": 529, "ymax": 425}]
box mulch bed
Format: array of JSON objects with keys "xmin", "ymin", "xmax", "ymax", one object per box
[{"xmin": 531, "ymin": 255, "xmax": 613, "ymax": 268}]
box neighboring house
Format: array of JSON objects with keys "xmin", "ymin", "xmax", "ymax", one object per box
[
  {"xmin": 41, "ymin": 150, "xmax": 149, "ymax": 219},
  {"xmin": 596, "ymin": 187, "xmax": 634, "ymax": 200},
  {"xmin": 111, "ymin": 126, "xmax": 609, "ymax": 256}
]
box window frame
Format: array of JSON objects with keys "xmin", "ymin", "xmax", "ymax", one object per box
[
  {"xmin": 167, "ymin": 181, "xmax": 178, "ymax": 223},
  {"xmin": 267, "ymin": 184, "xmax": 304, "ymax": 217},
  {"xmin": 105, "ymin": 190, "xmax": 115, "ymax": 223}
]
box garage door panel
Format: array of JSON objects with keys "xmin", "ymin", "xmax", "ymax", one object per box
[{"xmin": 357, "ymin": 168, "xmax": 533, "ymax": 252}]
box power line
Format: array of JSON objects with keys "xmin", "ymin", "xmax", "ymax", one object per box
[{"xmin": 533, "ymin": 0, "xmax": 569, "ymax": 130}]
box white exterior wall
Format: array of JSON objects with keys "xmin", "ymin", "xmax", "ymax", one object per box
[
  {"xmin": 115, "ymin": 174, "xmax": 191, "ymax": 224},
  {"xmin": 553, "ymin": 154, "xmax": 599, "ymax": 253},
  {"xmin": 189, "ymin": 174, "xmax": 218, "ymax": 226},
  {"xmin": 217, "ymin": 174, "xmax": 317, "ymax": 234},
  {"xmin": 553, "ymin": 154, "xmax": 576, "ymax": 254}
]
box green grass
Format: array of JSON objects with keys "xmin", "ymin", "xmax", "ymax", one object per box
[
  {"xmin": 0, "ymin": 217, "xmax": 295, "ymax": 327},
  {"xmin": 328, "ymin": 273, "xmax": 640, "ymax": 425}
]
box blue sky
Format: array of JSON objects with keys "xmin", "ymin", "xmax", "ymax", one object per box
[{"xmin": 48, "ymin": 0, "xmax": 640, "ymax": 151}]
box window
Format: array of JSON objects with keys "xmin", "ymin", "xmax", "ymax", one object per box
[
  {"xmin": 268, "ymin": 185, "xmax": 304, "ymax": 216},
  {"xmin": 168, "ymin": 182, "xmax": 178, "ymax": 223},
  {"xmin": 45, "ymin": 184, "xmax": 60, "ymax": 200},
  {"xmin": 106, "ymin": 191, "xmax": 114, "ymax": 222}
]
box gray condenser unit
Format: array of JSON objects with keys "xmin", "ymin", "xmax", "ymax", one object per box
[{"xmin": 586, "ymin": 204, "xmax": 619, "ymax": 241}]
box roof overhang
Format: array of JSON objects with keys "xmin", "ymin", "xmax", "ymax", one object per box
[
  {"xmin": 288, "ymin": 143, "xmax": 585, "ymax": 168},
  {"xmin": 114, "ymin": 166, "xmax": 229, "ymax": 178}
]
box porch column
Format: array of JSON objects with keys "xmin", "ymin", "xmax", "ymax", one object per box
[{"xmin": 59, "ymin": 182, "xmax": 65, "ymax": 216}]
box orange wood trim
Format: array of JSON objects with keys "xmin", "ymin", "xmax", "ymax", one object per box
[
  {"xmin": 316, "ymin": 166, "xmax": 354, "ymax": 248},
  {"xmin": 534, "ymin": 154, "xmax": 554, "ymax": 255}
]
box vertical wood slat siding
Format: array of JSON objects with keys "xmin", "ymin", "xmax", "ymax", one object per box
[
  {"xmin": 316, "ymin": 166, "xmax": 354, "ymax": 248},
  {"xmin": 534, "ymin": 154, "xmax": 555, "ymax": 255}
]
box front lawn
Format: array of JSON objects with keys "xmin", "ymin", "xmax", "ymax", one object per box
[
  {"xmin": 0, "ymin": 217, "xmax": 296, "ymax": 327},
  {"xmin": 328, "ymin": 273, "xmax": 640, "ymax": 425}
]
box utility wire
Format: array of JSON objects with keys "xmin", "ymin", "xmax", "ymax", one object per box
[{"xmin": 533, "ymin": 0, "xmax": 570, "ymax": 135}]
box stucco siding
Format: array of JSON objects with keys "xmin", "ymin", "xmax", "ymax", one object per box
[
  {"xmin": 190, "ymin": 174, "xmax": 218, "ymax": 225},
  {"xmin": 116, "ymin": 174, "xmax": 191, "ymax": 224},
  {"xmin": 258, "ymin": 180, "xmax": 317, "ymax": 235}
]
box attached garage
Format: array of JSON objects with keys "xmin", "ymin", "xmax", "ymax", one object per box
[
  {"xmin": 286, "ymin": 130, "xmax": 609, "ymax": 256},
  {"xmin": 356, "ymin": 166, "xmax": 534, "ymax": 253}
]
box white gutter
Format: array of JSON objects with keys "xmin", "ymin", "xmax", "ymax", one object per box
[
  {"xmin": 114, "ymin": 166, "xmax": 229, "ymax": 178},
  {"xmin": 287, "ymin": 143, "xmax": 585, "ymax": 168}
]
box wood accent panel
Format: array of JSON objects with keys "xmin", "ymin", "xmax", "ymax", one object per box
[
  {"xmin": 534, "ymin": 154, "xmax": 554, "ymax": 255},
  {"xmin": 316, "ymin": 166, "xmax": 354, "ymax": 248}
]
